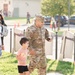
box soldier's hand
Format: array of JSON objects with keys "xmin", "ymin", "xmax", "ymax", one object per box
[
  {"xmin": 49, "ymin": 38, "xmax": 53, "ymax": 42},
  {"xmin": 29, "ymin": 50, "xmax": 36, "ymax": 55}
]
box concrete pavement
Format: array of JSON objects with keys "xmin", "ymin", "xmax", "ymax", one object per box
[{"xmin": 47, "ymin": 72, "xmax": 63, "ymax": 75}]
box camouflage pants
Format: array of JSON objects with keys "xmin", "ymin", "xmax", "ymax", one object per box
[{"xmin": 29, "ymin": 56, "xmax": 47, "ymax": 75}]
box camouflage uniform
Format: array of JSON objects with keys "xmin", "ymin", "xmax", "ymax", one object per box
[{"xmin": 25, "ymin": 24, "xmax": 50, "ymax": 75}]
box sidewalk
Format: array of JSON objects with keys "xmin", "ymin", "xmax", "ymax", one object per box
[
  {"xmin": 47, "ymin": 72, "xmax": 63, "ymax": 75},
  {"xmin": 5, "ymin": 20, "xmax": 26, "ymax": 26}
]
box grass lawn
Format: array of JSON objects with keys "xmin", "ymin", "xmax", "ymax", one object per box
[
  {"xmin": 4, "ymin": 17, "xmax": 33, "ymax": 25},
  {"xmin": 4, "ymin": 17, "xmax": 33, "ymax": 20},
  {"xmin": 0, "ymin": 51, "xmax": 75, "ymax": 75},
  {"xmin": 53, "ymin": 30, "xmax": 75, "ymax": 36}
]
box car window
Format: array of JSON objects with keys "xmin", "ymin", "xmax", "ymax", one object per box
[
  {"xmin": 61, "ymin": 16, "xmax": 64, "ymax": 19},
  {"xmin": 44, "ymin": 16, "xmax": 51, "ymax": 20},
  {"xmin": 70, "ymin": 16, "xmax": 75, "ymax": 19},
  {"xmin": 63, "ymin": 16, "xmax": 66, "ymax": 19},
  {"xmin": 54, "ymin": 16, "xmax": 59, "ymax": 20}
]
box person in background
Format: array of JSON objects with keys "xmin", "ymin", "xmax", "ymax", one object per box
[
  {"xmin": 16, "ymin": 37, "xmax": 30, "ymax": 75},
  {"xmin": 0, "ymin": 10, "xmax": 2, "ymax": 14},
  {"xmin": 0, "ymin": 14, "xmax": 7, "ymax": 50},
  {"xmin": 26, "ymin": 12, "xmax": 31, "ymax": 24},
  {"xmin": 0, "ymin": 21, "xmax": 3, "ymax": 56},
  {"xmin": 50, "ymin": 17, "xmax": 56, "ymax": 30}
]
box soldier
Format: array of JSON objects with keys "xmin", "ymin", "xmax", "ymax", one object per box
[
  {"xmin": 26, "ymin": 12, "xmax": 31, "ymax": 24},
  {"xmin": 25, "ymin": 15, "xmax": 53, "ymax": 75}
]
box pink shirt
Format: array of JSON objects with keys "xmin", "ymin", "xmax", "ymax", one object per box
[{"xmin": 16, "ymin": 48, "xmax": 28, "ymax": 66}]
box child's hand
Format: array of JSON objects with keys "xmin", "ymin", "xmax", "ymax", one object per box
[
  {"xmin": 47, "ymin": 37, "xmax": 53, "ymax": 42},
  {"xmin": 21, "ymin": 53, "xmax": 25, "ymax": 57},
  {"xmin": 49, "ymin": 38, "xmax": 53, "ymax": 42}
]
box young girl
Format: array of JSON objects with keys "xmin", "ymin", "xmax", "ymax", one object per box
[
  {"xmin": 0, "ymin": 21, "xmax": 2, "ymax": 56},
  {"xmin": 0, "ymin": 14, "xmax": 7, "ymax": 50},
  {"xmin": 16, "ymin": 37, "xmax": 30, "ymax": 75}
]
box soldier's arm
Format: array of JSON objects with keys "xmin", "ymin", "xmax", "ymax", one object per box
[
  {"xmin": 45, "ymin": 29, "xmax": 52, "ymax": 41},
  {"xmin": 25, "ymin": 27, "xmax": 36, "ymax": 55},
  {"xmin": 25, "ymin": 27, "xmax": 33, "ymax": 50}
]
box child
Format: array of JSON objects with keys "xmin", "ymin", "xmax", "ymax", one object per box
[{"xmin": 16, "ymin": 37, "xmax": 30, "ymax": 75}]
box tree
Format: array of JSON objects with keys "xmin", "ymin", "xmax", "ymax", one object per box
[
  {"xmin": 41, "ymin": 0, "xmax": 74, "ymax": 16},
  {"xmin": 41, "ymin": 0, "xmax": 74, "ymax": 30}
]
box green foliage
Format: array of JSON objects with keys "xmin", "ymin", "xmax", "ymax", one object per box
[{"xmin": 41, "ymin": 0, "xmax": 75, "ymax": 16}]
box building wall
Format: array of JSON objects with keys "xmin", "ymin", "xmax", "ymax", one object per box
[
  {"xmin": 0, "ymin": 0, "xmax": 13, "ymax": 16},
  {"xmin": 12, "ymin": 0, "xmax": 41, "ymax": 17},
  {"xmin": 0, "ymin": 0, "xmax": 41, "ymax": 17}
]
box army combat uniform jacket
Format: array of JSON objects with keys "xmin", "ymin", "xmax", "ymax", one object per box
[{"xmin": 25, "ymin": 25, "xmax": 50, "ymax": 75}]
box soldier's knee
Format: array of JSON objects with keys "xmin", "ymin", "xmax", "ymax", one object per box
[
  {"xmin": 38, "ymin": 68, "xmax": 46, "ymax": 75},
  {"xmin": 29, "ymin": 67, "xmax": 34, "ymax": 73},
  {"xmin": 40, "ymin": 68, "xmax": 46, "ymax": 71}
]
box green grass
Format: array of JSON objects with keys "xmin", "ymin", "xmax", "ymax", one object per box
[
  {"xmin": 53, "ymin": 30, "xmax": 64, "ymax": 36},
  {"xmin": 4, "ymin": 17, "xmax": 33, "ymax": 20},
  {"xmin": 0, "ymin": 51, "xmax": 18, "ymax": 75},
  {"xmin": 47, "ymin": 59, "xmax": 75, "ymax": 75},
  {"xmin": 54, "ymin": 30, "xmax": 75, "ymax": 36},
  {"xmin": 0, "ymin": 51, "xmax": 75, "ymax": 75},
  {"xmin": 4, "ymin": 17, "xmax": 33, "ymax": 25},
  {"xmin": 4, "ymin": 17, "xmax": 26, "ymax": 20}
]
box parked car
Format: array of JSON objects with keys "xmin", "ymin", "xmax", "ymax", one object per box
[
  {"xmin": 54, "ymin": 15, "xmax": 68, "ymax": 27},
  {"xmin": 69, "ymin": 16, "xmax": 75, "ymax": 25},
  {"xmin": 44, "ymin": 16, "xmax": 51, "ymax": 25}
]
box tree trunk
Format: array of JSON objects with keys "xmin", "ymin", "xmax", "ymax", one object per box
[{"xmin": 57, "ymin": 15, "xmax": 61, "ymax": 31}]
